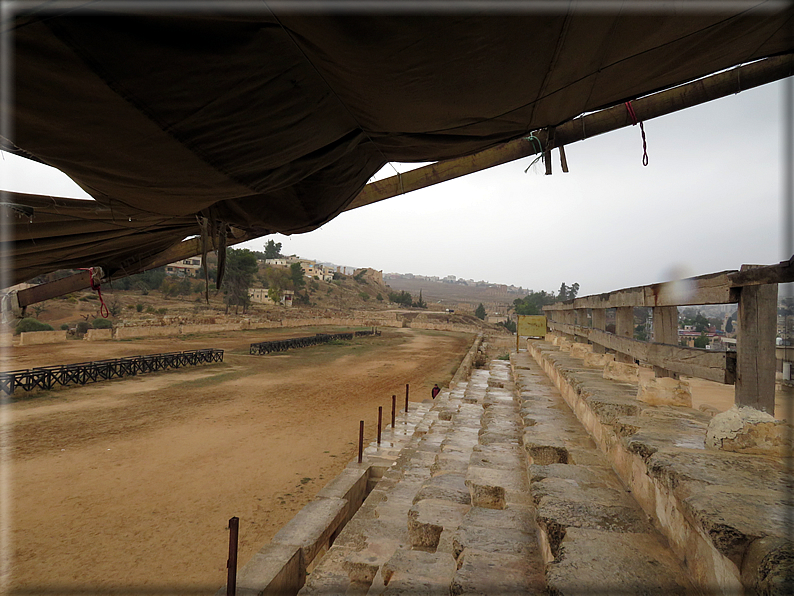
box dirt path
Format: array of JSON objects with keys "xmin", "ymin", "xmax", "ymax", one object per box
[{"xmin": 5, "ymin": 327, "xmax": 475, "ymax": 593}]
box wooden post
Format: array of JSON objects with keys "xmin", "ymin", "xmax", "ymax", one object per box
[
  {"xmin": 615, "ymin": 307, "xmax": 634, "ymax": 363},
  {"xmin": 652, "ymin": 306, "xmax": 679, "ymax": 378},
  {"xmin": 574, "ymin": 308, "xmax": 588, "ymax": 344},
  {"xmin": 358, "ymin": 421, "xmax": 364, "ymax": 463},
  {"xmin": 735, "ymin": 269, "xmax": 777, "ymax": 413},
  {"xmin": 591, "ymin": 309, "xmax": 606, "ymax": 354},
  {"xmin": 226, "ymin": 517, "xmax": 239, "ymax": 596}
]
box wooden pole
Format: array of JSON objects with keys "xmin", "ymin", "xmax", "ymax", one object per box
[
  {"xmin": 345, "ymin": 55, "xmax": 794, "ymax": 212},
  {"xmin": 652, "ymin": 306, "xmax": 679, "ymax": 378},
  {"xmin": 226, "ymin": 516, "xmax": 239, "ymax": 596},
  {"xmin": 615, "ymin": 307, "xmax": 634, "ymax": 364},
  {"xmin": 405, "ymin": 384, "xmax": 409, "ymax": 412},
  {"xmin": 391, "ymin": 395, "xmax": 396, "ymax": 427},
  {"xmin": 735, "ymin": 267, "xmax": 777, "ymax": 413},
  {"xmin": 377, "ymin": 406, "xmax": 382, "ymax": 445},
  {"xmin": 358, "ymin": 421, "xmax": 364, "ymax": 463}
]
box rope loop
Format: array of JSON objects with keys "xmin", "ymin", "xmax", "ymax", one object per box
[{"xmin": 81, "ymin": 267, "xmax": 109, "ymax": 318}]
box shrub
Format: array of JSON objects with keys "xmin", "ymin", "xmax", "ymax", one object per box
[
  {"xmin": 359, "ymin": 292, "xmax": 370, "ymax": 301},
  {"xmin": 60, "ymin": 323, "xmax": 69, "ymax": 330},
  {"xmin": 67, "ymin": 296, "xmax": 78, "ymax": 304},
  {"xmin": 76, "ymin": 321, "xmax": 92, "ymax": 335},
  {"xmin": 14, "ymin": 318, "xmax": 54, "ymax": 334},
  {"xmin": 136, "ymin": 303, "xmax": 144, "ymax": 312},
  {"xmin": 127, "ymin": 304, "xmax": 136, "ymax": 310},
  {"xmin": 145, "ymin": 306, "xmax": 156, "ymax": 313},
  {"xmin": 92, "ymin": 318, "xmax": 113, "ymax": 329},
  {"xmin": 376, "ymin": 293, "xmax": 383, "ymax": 301},
  {"xmin": 156, "ymin": 308, "xmax": 167, "ymax": 315}
]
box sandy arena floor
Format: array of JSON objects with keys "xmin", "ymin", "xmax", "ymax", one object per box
[{"xmin": 4, "ymin": 327, "xmax": 475, "ymax": 594}]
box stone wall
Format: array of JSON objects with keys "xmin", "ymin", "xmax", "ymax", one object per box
[
  {"xmin": 85, "ymin": 328, "xmax": 113, "ymax": 341},
  {"xmin": 18, "ymin": 330, "xmax": 67, "ymax": 345}
]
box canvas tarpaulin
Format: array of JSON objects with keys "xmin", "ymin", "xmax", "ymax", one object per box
[{"xmin": 4, "ymin": 5, "xmax": 794, "ymax": 284}]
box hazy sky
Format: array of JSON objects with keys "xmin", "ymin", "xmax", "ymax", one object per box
[{"xmin": 1, "ymin": 78, "xmax": 789, "ymax": 296}]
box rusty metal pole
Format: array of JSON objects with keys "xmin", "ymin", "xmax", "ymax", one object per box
[
  {"xmin": 405, "ymin": 384, "xmax": 409, "ymax": 412},
  {"xmin": 391, "ymin": 395, "xmax": 396, "ymax": 427},
  {"xmin": 226, "ymin": 516, "xmax": 239, "ymax": 596},
  {"xmin": 358, "ymin": 420, "xmax": 364, "ymax": 463},
  {"xmin": 377, "ymin": 406, "xmax": 382, "ymax": 444}
]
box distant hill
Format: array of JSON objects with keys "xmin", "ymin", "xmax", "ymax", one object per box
[{"xmin": 384, "ymin": 277, "xmax": 524, "ymax": 315}]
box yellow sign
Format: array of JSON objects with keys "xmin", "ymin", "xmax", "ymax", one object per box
[{"xmin": 517, "ymin": 315, "xmax": 546, "ymax": 338}]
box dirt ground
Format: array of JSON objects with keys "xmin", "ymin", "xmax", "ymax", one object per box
[{"xmin": 4, "ymin": 327, "xmax": 475, "ymax": 594}]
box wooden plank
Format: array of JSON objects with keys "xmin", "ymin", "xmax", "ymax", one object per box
[
  {"xmin": 728, "ymin": 256, "xmax": 794, "ymax": 287},
  {"xmin": 735, "ymin": 268, "xmax": 778, "ymax": 412},
  {"xmin": 615, "ymin": 307, "xmax": 634, "ymax": 364},
  {"xmin": 346, "ymin": 55, "xmax": 794, "ymax": 212},
  {"xmin": 653, "ymin": 306, "xmax": 679, "ymax": 378},
  {"xmin": 544, "ymin": 271, "xmax": 739, "ymax": 310},
  {"xmin": 17, "ymin": 270, "xmax": 94, "ymax": 307},
  {"xmin": 548, "ymin": 321, "xmax": 731, "ymax": 383}
]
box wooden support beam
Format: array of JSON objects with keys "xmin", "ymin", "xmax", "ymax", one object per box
[
  {"xmin": 548, "ymin": 321, "xmax": 734, "ymax": 384},
  {"xmin": 653, "ymin": 306, "xmax": 679, "ymax": 379},
  {"xmin": 735, "ymin": 267, "xmax": 778, "ymax": 413},
  {"xmin": 346, "ymin": 54, "xmax": 794, "ymax": 212},
  {"xmin": 591, "ymin": 309, "xmax": 606, "ymax": 354},
  {"xmin": 615, "ymin": 307, "xmax": 634, "ymax": 364},
  {"xmin": 728, "ymin": 255, "xmax": 794, "ymax": 287},
  {"xmin": 575, "ymin": 308, "xmax": 588, "ymax": 344},
  {"xmin": 17, "ymin": 269, "xmax": 95, "ymax": 308}
]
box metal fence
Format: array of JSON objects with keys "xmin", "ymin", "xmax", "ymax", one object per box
[
  {"xmin": 0, "ymin": 348, "xmax": 224, "ymax": 396},
  {"xmin": 249, "ymin": 329, "xmax": 379, "ymax": 355}
]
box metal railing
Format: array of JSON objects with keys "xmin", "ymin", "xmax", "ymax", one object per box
[
  {"xmin": 249, "ymin": 329, "xmax": 379, "ymax": 355},
  {"xmin": 0, "ymin": 348, "xmax": 224, "ymax": 395},
  {"xmin": 542, "ymin": 257, "xmax": 792, "ymax": 413}
]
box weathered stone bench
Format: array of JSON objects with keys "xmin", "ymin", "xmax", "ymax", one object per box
[{"xmin": 525, "ymin": 339, "xmax": 793, "ymax": 595}]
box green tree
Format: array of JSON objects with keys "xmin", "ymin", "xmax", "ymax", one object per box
[
  {"xmin": 475, "ymin": 303, "xmax": 486, "ymax": 320},
  {"xmin": 413, "ymin": 290, "xmax": 427, "ymax": 309},
  {"xmin": 388, "ymin": 291, "xmax": 413, "ymax": 306},
  {"xmin": 558, "ymin": 283, "xmax": 568, "ymax": 301},
  {"xmin": 290, "ymin": 263, "xmax": 306, "ymax": 290},
  {"xmin": 725, "ymin": 318, "xmax": 734, "ymax": 333},
  {"xmin": 694, "ymin": 334, "xmax": 709, "ymax": 349},
  {"xmin": 513, "ymin": 290, "xmax": 556, "ymax": 315},
  {"xmin": 264, "ymin": 240, "xmax": 282, "ymax": 260},
  {"xmin": 221, "ymin": 248, "xmax": 258, "ymax": 314}
]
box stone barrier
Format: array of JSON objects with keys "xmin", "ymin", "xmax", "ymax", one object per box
[
  {"xmin": 85, "ymin": 328, "xmax": 113, "ymax": 341},
  {"xmin": 18, "ymin": 330, "xmax": 67, "ymax": 346}
]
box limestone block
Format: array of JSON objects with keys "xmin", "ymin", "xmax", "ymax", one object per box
[
  {"xmin": 271, "ymin": 498, "xmax": 348, "ymax": 564},
  {"xmin": 706, "ymin": 406, "xmax": 792, "ymax": 456},
  {"xmin": 603, "ymin": 361, "xmax": 639, "ymax": 384},
  {"xmin": 558, "ymin": 339, "xmax": 572, "ymax": 352},
  {"xmin": 583, "ymin": 351, "xmax": 615, "ymax": 369},
  {"xmin": 741, "ymin": 536, "xmax": 794, "ymax": 595},
  {"xmin": 466, "ymin": 467, "xmax": 528, "ymax": 510},
  {"xmin": 637, "ymin": 376, "xmax": 692, "ymax": 407},
  {"xmin": 569, "ymin": 343, "xmax": 592, "ymax": 359},
  {"xmin": 85, "ymin": 328, "xmax": 112, "ymax": 341},
  {"xmin": 451, "ymin": 548, "xmax": 544, "ymax": 596},
  {"xmin": 545, "ymin": 528, "xmax": 694, "ymax": 595},
  {"xmin": 381, "ymin": 549, "xmax": 456, "ymax": 593},
  {"xmin": 407, "ymin": 499, "xmax": 470, "ymax": 549},
  {"xmin": 217, "ymin": 543, "xmax": 303, "ymax": 596},
  {"xmin": 18, "ymin": 330, "xmax": 66, "ymax": 345},
  {"xmin": 413, "ymin": 474, "xmax": 471, "ymax": 505}
]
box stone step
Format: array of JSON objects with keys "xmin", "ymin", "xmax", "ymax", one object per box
[{"xmin": 513, "ymin": 353, "xmax": 697, "ymax": 595}]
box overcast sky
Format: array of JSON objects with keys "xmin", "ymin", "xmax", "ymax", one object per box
[{"xmin": 1, "ymin": 78, "xmax": 789, "ymax": 296}]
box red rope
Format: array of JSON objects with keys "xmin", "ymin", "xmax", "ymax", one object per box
[
  {"xmin": 625, "ymin": 101, "xmax": 649, "ymax": 166},
  {"xmin": 81, "ymin": 267, "xmax": 109, "ymax": 318}
]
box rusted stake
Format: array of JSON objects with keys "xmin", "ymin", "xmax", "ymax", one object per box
[
  {"xmin": 227, "ymin": 516, "xmax": 239, "ymax": 596},
  {"xmin": 377, "ymin": 406, "xmax": 382, "ymax": 444},
  {"xmin": 405, "ymin": 383, "xmax": 409, "ymax": 412},
  {"xmin": 358, "ymin": 420, "xmax": 364, "ymax": 463},
  {"xmin": 391, "ymin": 395, "xmax": 396, "ymax": 427}
]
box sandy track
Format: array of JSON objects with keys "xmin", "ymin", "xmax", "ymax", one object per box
[{"xmin": 6, "ymin": 327, "xmax": 474, "ymax": 593}]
